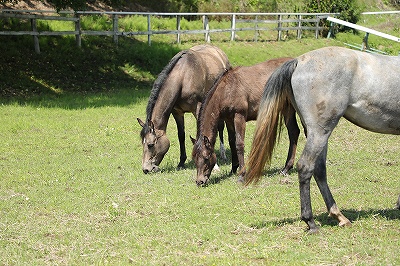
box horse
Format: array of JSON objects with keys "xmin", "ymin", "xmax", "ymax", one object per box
[
  {"xmin": 137, "ymin": 44, "xmax": 231, "ymax": 174},
  {"xmin": 244, "ymin": 46, "xmax": 400, "ymax": 233},
  {"xmin": 191, "ymin": 57, "xmax": 300, "ymax": 186}
]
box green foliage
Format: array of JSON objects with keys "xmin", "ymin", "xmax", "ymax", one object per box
[
  {"xmin": 198, "ymin": 0, "xmax": 279, "ymax": 13},
  {"xmin": 304, "ymin": 0, "xmax": 362, "ymax": 34}
]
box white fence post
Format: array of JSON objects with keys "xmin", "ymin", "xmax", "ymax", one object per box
[
  {"xmin": 30, "ymin": 18, "xmax": 40, "ymax": 54},
  {"xmin": 203, "ymin": 15, "xmax": 210, "ymax": 42},
  {"xmin": 147, "ymin": 14, "xmax": 151, "ymax": 45},
  {"xmin": 176, "ymin": 15, "xmax": 181, "ymax": 44},
  {"xmin": 297, "ymin": 15, "xmax": 302, "ymax": 39},
  {"xmin": 230, "ymin": 14, "xmax": 236, "ymax": 41},
  {"xmin": 75, "ymin": 13, "xmax": 81, "ymax": 47},
  {"xmin": 112, "ymin": 14, "xmax": 118, "ymax": 45},
  {"xmin": 277, "ymin": 14, "xmax": 282, "ymax": 41}
]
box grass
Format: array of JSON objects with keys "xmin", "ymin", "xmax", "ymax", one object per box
[
  {"xmin": 1, "ymin": 85, "xmax": 399, "ymax": 265},
  {"xmin": 1, "ymin": 13, "xmax": 400, "ymax": 265}
]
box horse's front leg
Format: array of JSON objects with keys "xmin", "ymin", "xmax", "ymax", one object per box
[
  {"xmin": 226, "ymin": 120, "xmax": 238, "ymax": 175},
  {"xmin": 297, "ymin": 132, "xmax": 329, "ymax": 233},
  {"xmin": 314, "ymin": 146, "xmax": 351, "ymax": 228},
  {"xmin": 172, "ymin": 112, "xmax": 186, "ymax": 170},
  {"xmin": 397, "ymin": 195, "xmax": 400, "ymax": 209},
  {"xmin": 217, "ymin": 120, "xmax": 227, "ymax": 162},
  {"xmin": 234, "ymin": 113, "xmax": 247, "ymax": 183}
]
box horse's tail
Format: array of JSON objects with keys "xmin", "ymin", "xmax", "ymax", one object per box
[
  {"xmin": 146, "ymin": 50, "xmax": 187, "ymax": 120},
  {"xmin": 244, "ymin": 59, "xmax": 298, "ymax": 185}
]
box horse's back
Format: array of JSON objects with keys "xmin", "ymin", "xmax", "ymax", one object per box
[
  {"xmin": 169, "ymin": 45, "xmax": 230, "ymax": 113},
  {"xmin": 292, "ymin": 46, "xmax": 400, "ymax": 135}
]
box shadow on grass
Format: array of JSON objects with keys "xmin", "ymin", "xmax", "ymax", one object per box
[
  {"xmin": 250, "ymin": 208, "xmax": 400, "ymax": 230},
  {"xmin": 0, "ymin": 34, "xmax": 181, "ymax": 109}
]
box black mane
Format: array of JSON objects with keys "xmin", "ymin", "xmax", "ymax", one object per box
[
  {"xmin": 145, "ymin": 50, "xmax": 188, "ymax": 122},
  {"xmin": 196, "ymin": 65, "xmax": 234, "ymax": 140},
  {"xmin": 140, "ymin": 50, "xmax": 188, "ymax": 139}
]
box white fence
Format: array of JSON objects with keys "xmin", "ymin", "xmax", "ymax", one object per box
[
  {"xmin": 0, "ymin": 10, "xmax": 336, "ymax": 53},
  {"xmin": 326, "ymin": 11, "xmax": 400, "ymax": 54}
]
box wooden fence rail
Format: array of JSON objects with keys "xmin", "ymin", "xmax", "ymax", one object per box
[{"xmin": 0, "ymin": 10, "xmax": 337, "ymax": 53}]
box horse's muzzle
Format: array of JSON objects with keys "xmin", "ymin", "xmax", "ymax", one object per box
[
  {"xmin": 143, "ymin": 165, "xmax": 160, "ymax": 174},
  {"xmin": 196, "ymin": 176, "xmax": 209, "ymax": 187}
]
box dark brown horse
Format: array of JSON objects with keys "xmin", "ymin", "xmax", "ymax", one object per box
[
  {"xmin": 138, "ymin": 44, "xmax": 231, "ymax": 173},
  {"xmin": 191, "ymin": 57, "xmax": 300, "ymax": 186}
]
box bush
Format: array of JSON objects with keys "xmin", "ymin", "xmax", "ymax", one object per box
[{"xmin": 304, "ymin": 0, "xmax": 361, "ymax": 35}]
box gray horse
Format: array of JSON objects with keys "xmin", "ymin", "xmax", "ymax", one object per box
[{"xmin": 245, "ymin": 46, "xmax": 400, "ymax": 233}]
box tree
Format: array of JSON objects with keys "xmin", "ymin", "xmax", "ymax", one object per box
[
  {"xmin": 304, "ymin": 0, "xmax": 361, "ymax": 34},
  {"xmin": 0, "ymin": 0, "xmax": 125, "ymax": 11}
]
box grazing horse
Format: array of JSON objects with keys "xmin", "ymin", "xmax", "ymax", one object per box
[
  {"xmin": 138, "ymin": 44, "xmax": 231, "ymax": 173},
  {"xmin": 191, "ymin": 57, "xmax": 300, "ymax": 186},
  {"xmin": 245, "ymin": 46, "xmax": 400, "ymax": 233}
]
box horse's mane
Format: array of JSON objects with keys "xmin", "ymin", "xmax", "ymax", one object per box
[
  {"xmin": 196, "ymin": 65, "xmax": 236, "ymax": 140},
  {"xmin": 145, "ymin": 50, "xmax": 188, "ymax": 122},
  {"xmin": 139, "ymin": 50, "xmax": 188, "ymax": 140}
]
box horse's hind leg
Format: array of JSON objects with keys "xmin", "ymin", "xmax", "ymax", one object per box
[
  {"xmin": 172, "ymin": 112, "xmax": 187, "ymax": 170},
  {"xmin": 397, "ymin": 195, "xmax": 400, "ymax": 209},
  {"xmin": 217, "ymin": 120, "xmax": 227, "ymax": 162},
  {"xmin": 314, "ymin": 146, "xmax": 351, "ymax": 228},
  {"xmin": 281, "ymin": 106, "xmax": 300, "ymax": 175},
  {"xmin": 297, "ymin": 130, "xmax": 339, "ymax": 232}
]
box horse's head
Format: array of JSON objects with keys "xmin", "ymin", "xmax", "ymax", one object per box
[
  {"xmin": 137, "ymin": 118, "xmax": 170, "ymax": 174},
  {"xmin": 191, "ymin": 135, "xmax": 217, "ymax": 186}
]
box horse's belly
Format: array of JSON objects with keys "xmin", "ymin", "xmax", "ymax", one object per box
[{"xmin": 344, "ymin": 102, "xmax": 400, "ymax": 135}]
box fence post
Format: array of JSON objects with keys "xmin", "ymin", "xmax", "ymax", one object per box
[
  {"xmin": 203, "ymin": 15, "xmax": 210, "ymax": 42},
  {"xmin": 315, "ymin": 17, "xmax": 320, "ymax": 39},
  {"xmin": 147, "ymin": 14, "xmax": 151, "ymax": 45},
  {"xmin": 297, "ymin": 15, "xmax": 302, "ymax": 39},
  {"xmin": 277, "ymin": 14, "xmax": 282, "ymax": 41},
  {"xmin": 30, "ymin": 18, "xmax": 40, "ymax": 54},
  {"xmin": 327, "ymin": 21, "xmax": 335, "ymax": 38},
  {"xmin": 254, "ymin": 15, "xmax": 258, "ymax": 42},
  {"xmin": 75, "ymin": 13, "xmax": 81, "ymax": 48},
  {"xmin": 176, "ymin": 15, "xmax": 181, "ymax": 44},
  {"xmin": 230, "ymin": 14, "xmax": 236, "ymax": 41},
  {"xmin": 362, "ymin": 32, "xmax": 369, "ymax": 50},
  {"xmin": 112, "ymin": 14, "xmax": 119, "ymax": 45}
]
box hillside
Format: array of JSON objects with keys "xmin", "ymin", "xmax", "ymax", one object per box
[{"xmin": 1, "ymin": 0, "xmax": 398, "ymax": 12}]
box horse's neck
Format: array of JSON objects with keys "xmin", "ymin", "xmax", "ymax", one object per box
[{"xmin": 149, "ymin": 86, "xmax": 179, "ymax": 131}]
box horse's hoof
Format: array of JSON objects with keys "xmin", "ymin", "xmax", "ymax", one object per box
[
  {"xmin": 176, "ymin": 164, "xmax": 186, "ymax": 171},
  {"xmin": 338, "ymin": 220, "xmax": 352, "ymax": 227},
  {"xmin": 307, "ymin": 227, "xmax": 320, "ymax": 235}
]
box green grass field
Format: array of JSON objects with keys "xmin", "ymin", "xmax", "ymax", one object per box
[{"xmin": 1, "ymin": 13, "xmax": 400, "ymax": 264}]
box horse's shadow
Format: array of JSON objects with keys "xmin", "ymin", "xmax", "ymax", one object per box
[{"xmin": 251, "ymin": 208, "xmax": 400, "ymax": 229}]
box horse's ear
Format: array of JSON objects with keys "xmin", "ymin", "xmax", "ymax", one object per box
[
  {"xmin": 190, "ymin": 135, "xmax": 196, "ymax": 145},
  {"xmin": 204, "ymin": 136, "xmax": 212, "ymax": 150},
  {"xmin": 148, "ymin": 120, "xmax": 155, "ymax": 132},
  {"xmin": 137, "ymin": 118, "xmax": 145, "ymax": 128}
]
